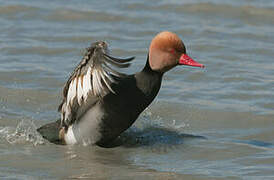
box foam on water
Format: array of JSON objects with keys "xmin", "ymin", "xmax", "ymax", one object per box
[
  {"xmin": 116, "ymin": 109, "xmax": 204, "ymax": 148},
  {"xmin": 0, "ymin": 119, "xmax": 44, "ymax": 146}
]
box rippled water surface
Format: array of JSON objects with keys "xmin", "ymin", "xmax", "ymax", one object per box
[{"xmin": 1, "ymin": 0, "xmax": 274, "ymax": 179}]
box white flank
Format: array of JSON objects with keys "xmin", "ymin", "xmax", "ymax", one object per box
[{"xmin": 64, "ymin": 126, "xmax": 77, "ymax": 145}]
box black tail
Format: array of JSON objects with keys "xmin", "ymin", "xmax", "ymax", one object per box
[{"xmin": 37, "ymin": 119, "xmax": 63, "ymax": 145}]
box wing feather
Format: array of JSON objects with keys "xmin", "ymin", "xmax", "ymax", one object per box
[
  {"xmin": 77, "ymin": 77, "xmax": 84, "ymax": 104},
  {"xmin": 92, "ymin": 69, "xmax": 102, "ymax": 96},
  {"xmin": 98, "ymin": 69, "xmax": 114, "ymax": 94},
  {"xmin": 59, "ymin": 41, "xmax": 135, "ymax": 127},
  {"xmin": 67, "ymin": 78, "xmax": 77, "ymax": 105},
  {"xmin": 82, "ymin": 67, "xmax": 92, "ymax": 101}
]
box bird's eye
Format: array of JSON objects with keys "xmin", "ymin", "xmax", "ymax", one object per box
[{"xmin": 169, "ymin": 49, "xmax": 175, "ymax": 54}]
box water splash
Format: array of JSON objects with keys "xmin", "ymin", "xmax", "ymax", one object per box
[
  {"xmin": 0, "ymin": 119, "xmax": 44, "ymax": 146},
  {"xmin": 117, "ymin": 109, "xmax": 203, "ymax": 147},
  {"xmin": 135, "ymin": 109, "xmax": 190, "ymax": 133}
]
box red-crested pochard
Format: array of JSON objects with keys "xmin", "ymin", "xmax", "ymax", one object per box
[{"xmin": 37, "ymin": 31, "xmax": 204, "ymax": 146}]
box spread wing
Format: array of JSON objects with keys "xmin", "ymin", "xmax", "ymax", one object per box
[{"xmin": 58, "ymin": 41, "xmax": 134, "ymax": 127}]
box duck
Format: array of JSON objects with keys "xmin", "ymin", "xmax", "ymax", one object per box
[{"xmin": 37, "ymin": 31, "xmax": 204, "ymax": 146}]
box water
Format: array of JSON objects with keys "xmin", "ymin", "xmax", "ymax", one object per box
[{"xmin": 0, "ymin": 0, "xmax": 274, "ymax": 179}]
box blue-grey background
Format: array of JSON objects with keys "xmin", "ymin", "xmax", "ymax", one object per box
[{"xmin": 0, "ymin": 0, "xmax": 274, "ymax": 179}]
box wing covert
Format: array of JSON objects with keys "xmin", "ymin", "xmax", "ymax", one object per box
[{"xmin": 58, "ymin": 41, "xmax": 135, "ymax": 127}]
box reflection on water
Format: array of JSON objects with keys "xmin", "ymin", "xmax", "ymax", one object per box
[
  {"xmin": 115, "ymin": 111, "xmax": 206, "ymax": 148},
  {"xmin": 118, "ymin": 127, "xmax": 205, "ymax": 148}
]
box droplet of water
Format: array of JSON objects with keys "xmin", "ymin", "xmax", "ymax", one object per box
[{"xmin": 5, "ymin": 119, "xmax": 44, "ymax": 146}]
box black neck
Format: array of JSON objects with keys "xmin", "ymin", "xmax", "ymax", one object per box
[
  {"xmin": 135, "ymin": 55, "xmax": 163, "ymax": 107},
  {"xmin": 141, "ymin": 55, "xmax": 163, "ymax": 76}
]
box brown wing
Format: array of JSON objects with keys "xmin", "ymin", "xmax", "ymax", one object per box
[{"xmin": 58, "ymin": 41, "xmax": 134, "ymax": 127}]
